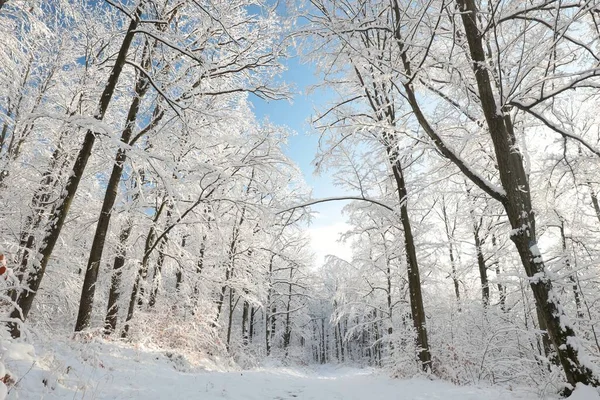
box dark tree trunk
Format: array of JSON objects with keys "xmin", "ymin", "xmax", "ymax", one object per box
[
  {"xmin": 265, "ymin": 255, "xmax": 275, "ymax": 355},
  {"xmin": 241, "ymin": 300, "xmax": 249, "ymax": 346},
  {"xmin": 388, "ymin": 150, "xmax": 431, "ymax": 370},
  {"xmin": 8, "ymin": 11, "xmax": 141, "ymax": 338},
  {"xmin": 492, "ymin": 235, "xmax": 507, "ymax": 312},
  {"xmin": 350, "ymin": 26, "xmax": 431, "ymax": 368},
  {"xmin": 320, "ymin": 318, "xmax": 326, "ymax": 364},
  {"xmin": 226, "ymin": 287, "xmax": 236, "ymax": 350},
  {"xmin": 11, "ymin": 129, "xmax": 70, "ymax": 294},
  {"xmin": 75, "ymin": 49, "xmax": 150, "ymax": 331},
  {"xmin": 104, "ymin": 219, "xmax": 133, "ymax": 334},
  {"xmin": 589, "ymin": 184, "xmax": 600, "ymax": 225},
  {"xmin": 283, "ymin": 266, "xmax": 293, "ymax": 355},
  {"xmin": 456, "ymin": 0, "xmax": 598, "ymax": 387},
  {"xmin": 559, "ymin": 222, "xmax": 584, "ymax": 320},
  {"xmin": 192, "ymin": 235, "xmax": 207, "ymax": 297},
  {"xmin": 472, "ymin": 217, "xmax": 490, "ymax": 307},
  {"xmin": 121, "ymin": 198, "xmax": 168, "ymax": 338},
  {"xmin": 175, "ymin": 235, "xmax": 188, "ymax": 292},
  {"xmin": 441, "ymin": 200, "xmax": 461, "ymax": 304},
  {"xmin": 334, "ymin": 321, "xmax": 340, "ymax": 362},
  {"xmin": 148, "ymin": 238, "xmax": 167, "ymax": 308},
  {"xmin": 249, "ymin": 306, "xmax": 255, "ymax": 343},
  {"xmin": 214, "ymin": 208, "xmax": 246, "ymax": 325}
]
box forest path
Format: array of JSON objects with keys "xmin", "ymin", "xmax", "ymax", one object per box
[{"xmin": 9, "ymin": 339, "xmax": 538, "ymax": 399}]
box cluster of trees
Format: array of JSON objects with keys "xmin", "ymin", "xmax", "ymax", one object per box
[
  {"xmin": 0, "ymin": 0, "xmax": 319, "ymax": 361},
  {"xmin": 2, "ymin": 0, "xmax": 600, "ymax": 397},
  {"xmin": 300, "ymin": 0, "xmax": 600, "ymax": 395}
]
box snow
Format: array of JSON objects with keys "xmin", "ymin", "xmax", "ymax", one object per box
[
  {"xmin": 567, "ymin": 384, "xmax": 600, "ymax": 400},
  {"xmin": 4, "ymin": 339, "xmax": 537, "ymax": 400}
]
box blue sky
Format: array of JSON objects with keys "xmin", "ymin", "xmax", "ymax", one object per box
[{"xmin": 250, "ymin": 54, "xmax": 353, "ymax": 266}]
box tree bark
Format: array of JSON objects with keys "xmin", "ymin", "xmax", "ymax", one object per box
[
  {"xmin": 148, "ymin": 238, "xmax": 167, "ymax": 308},
  {"xmin": 104, "ymin": 219, "xmax": 133, "ymax": 334},
  {"xmin": 283, "ymin": 265, "xmax": 294, "ymax": 355},
  {"xmin": 75, "ymin": 48, "xmax": 150, "ymax": 331},
  {"xmin": 559, "ymin": 221, "xmax": 584, "ymax": 320},
  {"xmin": 589, "ymin": 184, "xmax": 600, "ymax": 225},
  {"xmin": 469, "ymin": 212, "xmax": 490, "ymax": 307},
  {"xmin": 456, "ymin": 0, "xmax": 597, "ymax": 387},
  {"xmin": 265, "ymin": 254, "xmax": 275, "ymax": 355},
  {"xmin": 8, "ymin": 10, "xmax": 141, "ymax": 338},
  {"xmin": 441, "ymin": 200, "xmax": 461, "ymax": 304},
  {"xmin": 241, "ymin": 300, "xmax": 249, "ymax": 346},
  {"xmin": 249, "ymin": 307, "xmax": 256, "ymax": 343},
  {"xmin": 121, "ymin": 197, "xmax": 168, "ymax": 338},
  {"xmin": 175, "ymin": 235, "xmax": 188, "ymax": 292},
  {"xmin": 385, "ymin": 144, "xmax": 431, "ymax": 370},
  {"xmin": 491, "ymin": 235, "xmax": 507, "ymax": 312}
]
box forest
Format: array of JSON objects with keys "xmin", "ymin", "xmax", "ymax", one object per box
[{"xmin": 1, "ymin": 0, "xmax": 600, "ymax": 399}]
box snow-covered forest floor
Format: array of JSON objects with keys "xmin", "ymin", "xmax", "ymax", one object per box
[{"xmin": 4, "ymin": 337, "xmax": 564, "ymax": 400}]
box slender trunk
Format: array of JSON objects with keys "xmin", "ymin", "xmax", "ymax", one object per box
[
  {"xmin": 441, "ymin": 200, "xmax": 461, "ymax": 303},
  {"xmin": 265, "ymin": 254, "xmax": 275, "ymax": 355},
  {"xmin": 215, "ymin": 209, "xmax": 246, "ymax": 325},
  {"xmin": 148, "ymin": 238, "xmax": 167, "ymax": 308},
  {"xmin": 12, "ymin": 107, "xmax": 79, "ymax": 291},
  {"xmin": 148, "ymin": 203, "xmax": 172, "ymax": 308},
  {"xmin": 241, "ymin": 300, "xmax": 249, "ymax": 346},
  {"xmin": 249, "ymin": 306, "xmax": 255, "ymax": 343},
  {"xmin": 283, "ymin": 266, "xmax": 293, "ymax": 354},
  {"xmin": 589, "ymin": 184, "xmax": 600, "ymax": 225},
  {"xmin": 559, "ymin": 222, "xmax": 584, "ymax": 320},
  {"xmin": 457, "ymin": 0, "xmax": 597, "ymax": 387},
  {"xmin": 121, "ymin": 197, "xmax": 168, "ymax": 337},
  {"xmin": 104, "ymin": 219, "xmax": 133, "ymax": 334},
  {"xmin": 193, "ymin": 235, "xmax": 207, "ymax": 297},
  {"xmin": 175, "ymin": 235, "xmax": 188, "ymax": 292},
  {"xmin": 8, "ymin": 12, "xmax": 141, "ymax": 338},
  {"xmin": 271, "ymin": 305, "xmax": 277, "ymax": 345},
  {"xmin": 320, "ymin": 317, "xmax": 326, "ymax": 364},
  {"xmin": 388, "ymin": 149, "xmax": 431, "ymax": 370},
  {"xmin": 337, "ymin": 322, "xmax": 345, "ymax": 362},
  {"xmin": 334, "ymin": 320, "xmax": 340, "ymax": 362},
  {"xmin": 0, "ymin": 105, "xmax": 12, "ymax": 155},
  {"xmin": 265, "ymin": 305, "xmax": 271, "ymax": 356},
  {"xmin": 226, "ymin": 287, "xmax": 236, "ymax": 350},
  {"xmin": 472, "ymin": 218, "xmax": 490, "ymax": 307},
  {"xmin": 492, "ymin": 235, "xmax": 507, "ymax": 312},
  {"xmin": 75, "ymin": 54, "xmax": 150, "ymax": 331}
]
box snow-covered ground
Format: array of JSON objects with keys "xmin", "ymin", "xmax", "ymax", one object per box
[{"xmin": 1, "ymin": 338, "xmax": 596, "ymax": 400}]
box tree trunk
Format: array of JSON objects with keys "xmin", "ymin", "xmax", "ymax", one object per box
[
  {"xmin": 456, "ymin": 0, "xmax": 598, "ymax": 387},
  {"xmin": 249, "ymin": 306, "xmax": 255, "ymax": 343},
  {"xmin": 226, "ymin": 287, "xmax": 236, "ymax": 350},
  {"xmin": 387, "ymin": 148, "xmax": 431, "ymax": 370},
  {"xmin": 320, "ymin": 317, "xmax": 326, "ymax": 364},
  {"xmin": 283, "ymin": 265, "xmax": 293, "ymax": 354},
  {"xmin": 589, "ymin": 184, "xmax": 600, "ymax": 225},
  {"xmin": 121, "ymin": 198, "xmax": 168, "ymax": 338},
  {"xmin": 559, "ymin": 222, "xmax": 584, "ymax": 320},
  {"xmin": 75, "ymin": 51, "xmax": 150, "ymax": 331},
  {"xmin": 472, "ymin": 218, "xmax": 490, "ymax": 307},
  {"xmin": 492, "ymin": 235, "xmax": 507, "ymax": 312},
  {"xmin": 441, "ymin": 200, "xmax": 461, "ymax": 304},
  {"xmin": 175, "ymin": 235, "xmax": 188, "ymax": 292},
  {"xmin": 104, "ymin": 219, "xmax": 133, "ymax": 334},
  {"xmin": 241, "ymin": 300, "xmax": 249, "ymax": 346},
  {"xmin": 148, "ymin": 238, "xmax": 167, "ymax": 308},
  {"xmin": 8, "ymin": 11, "xmax": 141, "ymax": 338}
]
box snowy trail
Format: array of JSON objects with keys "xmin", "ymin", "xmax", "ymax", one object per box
[{"xmin": 7, "ymin": 340, "xmax": 537, "ymax": 399}]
